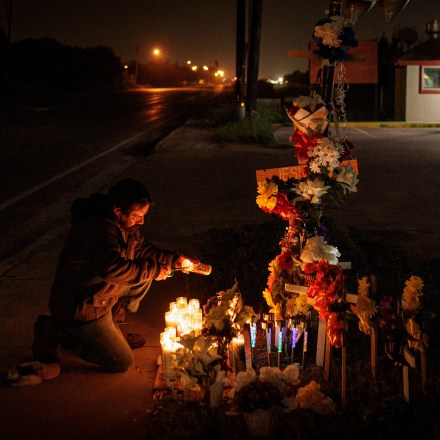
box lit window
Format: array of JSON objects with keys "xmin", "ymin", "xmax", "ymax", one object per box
[{"xmin": 420, "ymin": 66, "xmax": 440, "ymax": 93}]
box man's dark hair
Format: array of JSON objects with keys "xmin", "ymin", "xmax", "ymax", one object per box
[{"xmin": 108, "ymin": 178, "xmax": 152, "ymax": 213}]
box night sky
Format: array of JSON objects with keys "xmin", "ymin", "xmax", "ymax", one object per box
[{"xmin": 2, "ymin": 0, "xmax": 439, "ymax": 80}]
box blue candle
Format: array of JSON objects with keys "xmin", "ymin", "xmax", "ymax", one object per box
[
  {"xmin": 291, "ymin": 327, "xmax": 298, "ymax": 349},
  {"xmin": 250, "ymin": 323, "xmax": 257, "ymax": 348}
]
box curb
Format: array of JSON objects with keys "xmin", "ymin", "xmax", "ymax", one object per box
[{"xmin": 335, "ymin": 121, "xmax": 440, "ymax": 128}]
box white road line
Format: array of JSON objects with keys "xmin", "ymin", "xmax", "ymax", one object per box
[
  {"xmin": 354, "ymin": 127, "xmax": 376, "ymax": 138},
  {"xmin": 0, "ymin": 130, "xmax": 147, "ymax": 211}
]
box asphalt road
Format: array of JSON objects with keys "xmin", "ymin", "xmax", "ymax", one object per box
[{"xmin": 0, "ymin": 86, "xmax": 226, "ymax": 260}]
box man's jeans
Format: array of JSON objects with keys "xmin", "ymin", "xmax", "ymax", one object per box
[{"xmin": 65, "ymin": 312, "xmax": 133, "ymax": 372}]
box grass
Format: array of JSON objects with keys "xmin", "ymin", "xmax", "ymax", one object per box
[{"xmin": 192, "ymin": 94, "xmax": 289, "ymax": 147}]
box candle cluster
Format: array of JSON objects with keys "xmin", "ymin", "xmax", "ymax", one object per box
[
  {"xmin": 160, "ymin": 297, "xmax": 203, "ymax": 383},
  {"xmin": 164, "ymin": 296, "xmax": 203, "ymax": 337}
]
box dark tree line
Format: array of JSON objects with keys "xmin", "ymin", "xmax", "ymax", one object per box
[
  {"xmin": 0, "ymin": 32, "xmax": 223, "ymax": 88},
  {"xmin": 1, "ymin": 36, "xmax": 122, "ymax": 87}
]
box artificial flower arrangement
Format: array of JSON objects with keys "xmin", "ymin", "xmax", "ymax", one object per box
[
  {"xmin": 350, "ymin": 276, "xmax": 378, "ymax": 335},
  {"xmin": 230, "ymin": 365, "xmax": 300, "ymax": 414},
  {"xmin": 229, "ymin": 365, "xmax": 336, "ymax": 416},
  {"xmin": 295, "ymin": 380, "xmax": 337, "ymax": 415},
  {"xmin": 256, "ymin": 4, "xmax": 360, "ymax": 349},
  {"xmin": 350, "ymin": 274, "xmax": 432, "ymax": 368},
  {"xmin": 256, "ymin": 90, "xmax": 359, "ymax": 347},
  {"xmin": 377, "ymin": 275, "xmax": 429, "ymax": 365},
  {"xmin": 313, "ymin": 13, "xmax": 358, "ymax": 63},
  {"xmin": 173, "ymin": 283, "xmax": 255, "ymax": 404},
  {"xmin": 202, "ymin": 282, "xmax": 255, "ymax": 356}
]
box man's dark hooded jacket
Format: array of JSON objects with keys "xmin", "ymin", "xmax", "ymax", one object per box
[{"xmin": 49, "ymin": 193, "xmax": 177, "ymax": 322}]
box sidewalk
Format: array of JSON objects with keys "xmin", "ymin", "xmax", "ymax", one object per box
[{"xmin": 0, "ymin": 121, "xmax": 438, "ymax": 440}]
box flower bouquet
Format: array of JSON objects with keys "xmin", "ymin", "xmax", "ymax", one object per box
[
  {"xmin": 313, "ymin": 14, "xmax": 358, "ymax": 63},
  {"xmin": 173, "ymin": 334, "xmax": 228, "ymax": 406},
  {"xmin": 257, "ymin": 86, "xmax": 359, "ymax": 346},
  {"xmin": 173, "ymin": 283, "xmax": 255, "ymax": 407},
  {"xmin": 230, "ymin": 365, "xmax": 300, "ymax": 437}
]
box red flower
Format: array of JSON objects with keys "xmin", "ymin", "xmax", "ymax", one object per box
[{"xmin": 289, "ymin": 131, "xmax": 322, "ymax": 161}]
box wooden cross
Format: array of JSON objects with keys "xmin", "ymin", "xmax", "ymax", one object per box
[{"xmin": 285, "ymin": 261, "xmax": 353, "ymax": 403}]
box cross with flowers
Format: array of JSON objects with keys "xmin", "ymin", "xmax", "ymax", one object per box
[{"xmin": 255, "ymin": 3, "xmax": 361, "ymax": 361}]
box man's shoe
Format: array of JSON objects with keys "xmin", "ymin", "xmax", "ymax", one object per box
[
  {"xmin": 31, "ymin": 315, "xmax": 76, "ymax": 362},
  {"xmin": 125, "ymin": 332, "xmax": 146, "ymax": 349},
  {"xmin": 32, "ymin": 315, "xmax": 60, "ymax": 363}
]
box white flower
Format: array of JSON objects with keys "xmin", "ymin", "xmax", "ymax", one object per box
[
  {"xmin": 282, "ymin": 364, "xmax": 300, "ymax": 385},
  {"xmin": 300, "ymin": 236, "xmax": 341, "ymax": 265},
  {"xmin": 293, "ymin": 178, "xmax": 330, "ymax": 204},
  {"xmin": 309, "ymin": 160, "xmax": 322, "ymax": 173},
  {"xmin": 308, "ymin": 137, "xmax": 343, "ymax": 173},
  {"xmin": 259, "ymin": 366, "xmax": 285, "ymax": 392},
  {"xmin": 335, "ymin": 163, "xmax": 359, "ymax": 193},
  {"xmin": 293, "ymin": 93, "xmax": 325, "ymax": 111},
  {"xmin": 234, "ymin": 368, "xmax": 257, "ymax": 389}
]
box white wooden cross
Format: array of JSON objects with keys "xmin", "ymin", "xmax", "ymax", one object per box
[{"xmin": 285, "ymin": 261, "xmax": 354, "ymax": 403}]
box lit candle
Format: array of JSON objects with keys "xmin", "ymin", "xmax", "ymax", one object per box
[
  {"xmin": 165, "ymin": 311, "xmax": 177, "ymax": 328},
  {"xmin": 188, "ymin": 298, "xmax": 200, "ymax": 309},
  {"xmin": 250, "ymin": 322, "xmax": 257, "ymax": 348},
  {"xmin": 277, "ymin": 329, "xmax": 283, "ymax": 353},
  {"xmin": 291, "ymin": 326, "xmax": 298, "ymax": 349},
  {"xmin": 232, "ymin": 334, "xmax": 246, "ymax": 373},
  {"xmin": 164, "ymin": 326, "xmax": 177, "ymax": 338},
  {"xmin": 266, "ymin": 327, "xmax": 272, "ymax": 354},
  {"xmin": 176, "ymin": 296, "xmax": 187, "ymax": 305}
]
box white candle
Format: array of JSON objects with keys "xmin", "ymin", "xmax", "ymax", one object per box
[
  {"xmin": 189, "ymin": 298, "xmax": 200, "ymax": 310},
  {"xmin": 165, "ymin": 311, "xmax": 177, "ymax": 328}
]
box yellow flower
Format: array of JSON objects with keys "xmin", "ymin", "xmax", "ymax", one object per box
[
  {"xmin": 357, "ymin": 276, "xmax": 369, "ymax": 296},
  {"xmin": 350, "ymin": 277, "xmax": 377, "ymax": 335},
  {"xmin": 263, "ymin": 289, "xmax": 275, "ymax": 310},
  {"xmin": 256, "ymin": 180, "xmax": 278, "ymax": 210},
  {"xmin": 296, "ymin": 380, "xmax": 336, "ymax": 415},
  {"xmin": 402, "ymin": 275, "xmax": 423, "ymax": 311}
]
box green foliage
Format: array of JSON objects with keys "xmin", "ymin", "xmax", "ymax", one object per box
[{"xmin": 215, "ymin": 112, "xmax": 277, "ymax": 146}]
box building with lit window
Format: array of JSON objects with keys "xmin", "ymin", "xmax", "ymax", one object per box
[{"xmin": 395, "ymin": 20, "xmax": 440, "ymax": 122}]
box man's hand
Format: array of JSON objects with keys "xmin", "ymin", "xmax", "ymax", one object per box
[
  {"xmin": 173, "ymin": 255, "xmax": 200, "ymax": 273},
  {"xmin": 156, "ymin": 264, "xmax": 173, "ymax": 280}
]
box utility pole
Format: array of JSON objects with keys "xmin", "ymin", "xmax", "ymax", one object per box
[
  {"xmin": 235, "ymin": 0, "xmax": 246, "ymax": 113},
  {"xmin": 245, "ymin": 0, "xmax": 263, "ymax": 116},
  {"xmin": 134, "ymin": 43, "xmax": 139, "ymax": 84},
  {"xmin": 4, "ymin": 0, "xmax": 12, "ymax": 84}
]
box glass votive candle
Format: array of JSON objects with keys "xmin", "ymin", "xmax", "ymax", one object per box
[
  {"xmin": 176, "ymin": 296, "xmax": 187, "ymax": 305},
  {"xmin": 188, "ymin": 298, "xmax": 200, "ymax": 309},
  {"xmin": 169, "ymin": 301, "xmax": 176, "ymax": 311},
  {"xmin": 165, "ymin": 311, "xmax": 177, "ymax": 328},
  {"xmin": 193, "ymin": 309, "xmax": 203, "ymax": 332},
  {"xmin": 164, "ymin": 326, "xmax": 177, "ymax": 338}
]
